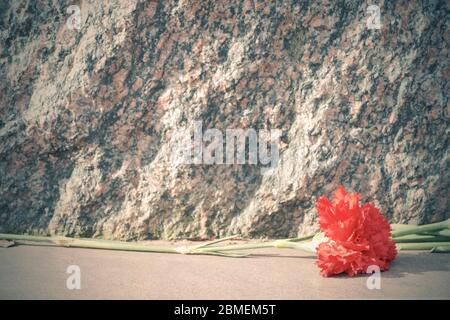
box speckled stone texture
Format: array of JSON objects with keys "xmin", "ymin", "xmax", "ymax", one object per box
[{"xmin": 0, "ymin": 0, "xmax": 449, "ymax": 240}]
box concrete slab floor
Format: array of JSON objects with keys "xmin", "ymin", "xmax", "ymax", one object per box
[{"xmin": 0, "ymin": 242, "xmax": 449, "ymax": 299}]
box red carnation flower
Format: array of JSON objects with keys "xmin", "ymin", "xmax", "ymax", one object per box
[{"xmin": 316, "ymin": 186, "xmax": 397, "ymax": 277}]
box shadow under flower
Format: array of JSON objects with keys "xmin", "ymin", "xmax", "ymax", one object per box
[
  {"xmin": 381, "ymin": 252, "xmax": 450, "ymax": 279},
  {"xmin": 249, "ymin": 251, "xmax": 450, "ymax": 278},
  {"xmin": 325, "ymin": 251, "xmax": 450, "ymax": 279}
]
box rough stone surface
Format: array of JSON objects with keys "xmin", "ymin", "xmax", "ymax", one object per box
[{"xmin": 0, "ymin": 0, "xmax": 449, "ymax": 240}]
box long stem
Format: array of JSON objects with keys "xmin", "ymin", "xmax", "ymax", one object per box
[
  {"xmin": 422, "ymin": 230, "xmax": 450, "ymax": 238},
  {"xmin": 0, "ymin": 233, "xmax": 316, "ymax": 256},
  {"xmin": 430, "ymin": 246, "xmax": 450, "ymax": 253},
  {"xmin": 0, "ymin": 233, "xmax": 178, "ymax": 254},
  {"xmin": 189, "ymin": 235, "xmax": 240, "ymax": 250},
  {"xmin": 390, "ymin": 224, "xmax": 417, "ymax": 232},
  {"xmin": 274, "ymin": 240, "xmax": 316, "ymax": 253},
  {"xmin": 397, "ymin": 242, "xmax": 450, "ymax": 251},
  {"xmin": 60, "ymin": 238, "xmax": 179, "ymax": 253},
  {"xmin": 391, "ymin": 219, "xmax": 450, "ymax": 238},
  {"xmin": 197, "ymin": 242, "xmax": 275, "ymax": 252},
  {"xmin": 393, "ymin": 234, "xmax": 450, "ymax": 243},
  {"xmin": 0, "ymin": 233, "xmax": 56, "ymax": 243},
  {"xmin": 197, "ymin": 239, "xmax": 316, "ymax": 254}
]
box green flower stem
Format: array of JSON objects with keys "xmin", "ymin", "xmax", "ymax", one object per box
[
  {"xmin": 393, "ymin": 234, "xmax": 450, "ymax": 243},
  {"xmin": 61, "ymin": 238, "xmax": 180, "ymax": 253},
  {"xmin": 0, "ymin": 233, "xmax": 56, "ymax": 243},
  {"xmin": 190, "ymin": 235, "xmax": 240, "ymax": 249},
  {"xmin": 397, "ymin": 242, "xmax": 450, "ymax": 251},
  {"xmin": 391, "ymin": 219, "xmax": 450, "ymax": 238},
  {"xmin": 2, "ymin": 218, "xmax": 450, "ymax": 257},
  {"xmin": 195, "ymin": 242, "xmax": 275, "ymax": 252},
  {"xmin": 196, "ymin": 239, "xmax": 316, "ymax": 254},
  {"xmin": 390, "ymin": 223, "xmax": 418, "ymax": 231},
  {"xmin": 422, "ymin": 229, "xmax": 450, "ymax": 238},
  {"xmin": 430, "ymin": 246, "xmax": 450, "ymax": 253},
  {"xmin": 274, "ymin": 240, "xmax": 317, "ymax": 253},
  {"xmin": 0, "ymin": 233, "xmax": 179, "ymax": 253},
  {"xmin": 0, "ymin": 233, "xmax": 315, "ymax": 256}
]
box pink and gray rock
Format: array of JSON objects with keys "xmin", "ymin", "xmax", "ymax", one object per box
[{"xmin": 0, "ymin": 0, "xmax": 448, "ymax": 240}]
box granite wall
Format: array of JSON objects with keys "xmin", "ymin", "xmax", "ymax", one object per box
[{"xmin": 0, "ymin": 0, "xmax": 448, "ymax": 239}]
